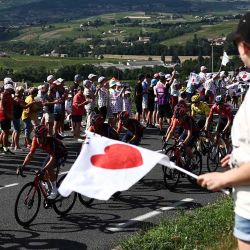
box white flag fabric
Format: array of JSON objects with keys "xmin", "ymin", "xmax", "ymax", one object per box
[
  {"xmin": 58, "ymin": 132, "xmax": 166, "ymax": 200},
  {"xmin": 239, "ymin": 71, "xmax": 250, "ymax": 82},
  {"xmin": 221, "ymin": 51, "xmax": 230, "ymax": 66}
]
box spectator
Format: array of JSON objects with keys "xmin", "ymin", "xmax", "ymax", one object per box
[
  {"xmin": 197, "ymin": 12, "xmax": 250, "ymax": 250},
  {"xmin": 21, "ymin": 87, "xmax": 40, "ymax": 148},
  {"xmin": 96, "ymin": 76, "xmax": 109, "ymax": 120},
  {"xmin": 134, "ymin": 74, "xmax": 144, "ymax": 122},
  {"xmin": 0, "ymin": 84, "xmax": 15, "ymax": 154},
  {"xmin": 71, "ymin": 74, "xmax": 82, "ymax": 97},
  {"xmin": 72, "ymin": 86, "xmax": 88, "ymax": 139},
  {"xmin": 142, "ymin": 74, "xmax": 150, "ymax": 123},
  {"xmin": 11, "ymin": 86, "xmax": 26, "ymax": 150}
]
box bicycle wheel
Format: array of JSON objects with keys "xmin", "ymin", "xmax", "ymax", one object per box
[
  {"xmin": 163, "ymin": 147, "xmax": 180, "ymax": 190},
  {"xmin": 53, "ymin": 175, "xmax": 77, "ymax": 216},
  {"xmin": 78, "ymin": 194, "xmax": 94, "ymax": 207},
  {"xmin": 186, "ymin": 150, "xmax": 202, "ymax": 184},
  {"xmin": 207, "ymin": 145, "xmax": 219, "ymax": 172},
  {"xmin": 14, "ymin": 182, "xmax": 41, "ymax": 227}
]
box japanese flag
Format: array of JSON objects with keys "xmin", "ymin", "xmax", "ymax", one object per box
[
  {"xmin": 188, "ymin": 73, "xmax": 201, "ymax": 86},
  {"xmin": 59, "ymin": 132, "xmax": 167, "ymax": 200},
  {"xmin": 239, "ymin": 71, "xmax": 250, "ymax": 82},
  {"xmin": 221, "ymin": 51, "xmax": 230, "ymax": 66}
]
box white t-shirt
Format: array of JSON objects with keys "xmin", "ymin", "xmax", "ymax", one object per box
[
  {"xmin": 231, "ymin": 88, "xmax": 250, "ymax": 219},
  {"xmin": 170, "ymin": 79, "xmax": 180, "ymax": 96}
]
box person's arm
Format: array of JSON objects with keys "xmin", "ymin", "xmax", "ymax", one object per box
[
  {"xmin": 164, "ymin": 120, "xmax": 177, "ymax": 142},
  {"xmin": 22, "ymin": 152, "xmax": 34, "ymax": 167},
  {"xmin": 182, "ymin": 129, "xmax": 192, "ymax": 145},
  {"xmin": 204, "ymin": 106, "xmax": 214, "ymax": 131},
  {"xmin": 116, "ymin": 120, "xmax": 123, "ymax": 134},
  {"xmin": 43, "ymin": 155, "xmax": 55, "ymax": 171},
  {"xmin": 223, "ymin": 110, "xmax": 233, "ymax": 133},
  {"xmin": 197, "ymin": 161, "xmax": 250, "ymax": 191}
]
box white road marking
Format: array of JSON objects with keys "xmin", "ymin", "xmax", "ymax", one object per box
[
  {"xmin": 0, "ymin": 183, "xmax": 19, "ymax": 190},
  {"xmin": 106, "ymin": 198, "xmax": 194, "ymax": 232}
]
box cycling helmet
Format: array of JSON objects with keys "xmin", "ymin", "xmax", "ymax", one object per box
[
  {"xmin": 91, "ymin": 114, "xmax": 104, "ymax": 127},
  {"xmin": 35, "ymin": 125, "xmax": 48, "ymax": 138},
  {"xmin": 215, "ymin": 95, "xmax": 224, "ymax": 104},
  {"xmin": 174, "ymin": 105, "xmax": 186, "ymax": 119},
  {"xmin": 191, "ymin": 94, "xmax": 200, "ymax": 103},
  {"xmin": 119, "ymin": 111, "xmax": 129, "ymax": 121}
]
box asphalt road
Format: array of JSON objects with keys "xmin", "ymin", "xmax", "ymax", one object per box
[{"xmin": 0, "ymin": 127, "xmax": 224, "ymax": 250}]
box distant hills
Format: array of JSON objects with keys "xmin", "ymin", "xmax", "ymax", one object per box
[{"xmin": 0, "ymin": 0, "xmax": 250, "ymax": 26}]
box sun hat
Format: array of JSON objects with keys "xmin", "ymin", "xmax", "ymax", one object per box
[
  {"xmin": 88, "ymin": 73, "xmax": 97, "ymax": 80},
  {"xmin": 200, "ymin": 66, "xmax": 207, "ymax": 72},
  {"xmin": 109, "ymin": 79, "xmax": 117, "ymax": 88},
  {"xmin": 4, "ymin": 84, "xmax": 14, "ymax": 90},
  {"xmin": 47, "ymin": 75, "xmax": 54, "ymax": 82},
  {"xmin": 98, "ymin": 76, "xmax": 106, "ymax": 83},
  {"xmin": 4, "ymin": 77, "xmax": 14, "ymax": 85}
]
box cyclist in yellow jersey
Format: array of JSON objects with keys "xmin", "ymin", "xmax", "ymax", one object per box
[{"xmin": 191, "ymin": 95, "xmax": 210, "ymax": 129}]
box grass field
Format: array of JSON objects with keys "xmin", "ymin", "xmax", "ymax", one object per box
[
  {"xmin": 0, "ymin": 55, "xmax": 121, "ymax": 71},
  {"xmin": 161, "ymin": 20, "xmax": 238, "ymax": 46},
  {"xmin": 121, "ymin": 197, "xmax": 237, "ymax": 250}
]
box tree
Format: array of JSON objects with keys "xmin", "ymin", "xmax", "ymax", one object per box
[{"xmin": 161, "ymin": 54, "xmax": 165, "ymax": 64}]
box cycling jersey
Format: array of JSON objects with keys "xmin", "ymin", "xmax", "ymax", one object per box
[
  {"xmin": 207, "ymin": 103, "xmax": 233, "ymax": 122},
  {"xmin": 170, "ymin": 116, "xmax": 199, "ymax": 132},
  {"xmin": 30, "ymin": 137, "xmax": 67, "ymax": 159},
  {"xmin": 118, "ymin": 118, "xmax": 144, "ymax": 137},
  {"xmin": 191, "ymin": 102, "xmax": 210, "ymax": 117},
  {"xmin": 89, "ymin": 123, "xmax": 119, "ymax": 140}
]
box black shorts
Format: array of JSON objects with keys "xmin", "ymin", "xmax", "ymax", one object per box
[
  {"xmin": 158, "ymin": 103, "xmax": 173, "ymax": 118},
  {"xmin": 135, "ymin": 101, "xmax": 142, "ymax": 114},
  {"xmin": 0, "ymin": 119, "xmax": 11, "ymax": 130},
  {"xmin": 54, "ymin": 113, "xmax": 62, "ymax": 121},
  {"xmin": 71, "ymin": 115, "xmax": 82, "ymax": 123}
]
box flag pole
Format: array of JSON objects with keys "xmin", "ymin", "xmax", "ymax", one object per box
[{"xmin": 159, "ymin": 157, "xmax": 230, "ymax": 195}]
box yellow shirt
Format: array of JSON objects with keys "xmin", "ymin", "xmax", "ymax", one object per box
[
  {"xmin": 191, "ymin": 102, "xmax": 210, "ymax": 117},
  {"xmin": 22, "ymin": 95, "xmax": 36, "ymax": 121}
]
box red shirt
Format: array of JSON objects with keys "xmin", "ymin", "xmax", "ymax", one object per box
[
  {"xmin": 0, "ymin": 92, "xmax": 13, "ymax": 121},
  {"xmin": 208, "ymin": 103, "xmax": 233, "ymax": 122},
  {"xmin": 72, "ymin": 92, "xmax": 85, "ymax": 116},
  {"xmin": 30, "ymin": 137, "xmax": 67, "ymax": 158}
]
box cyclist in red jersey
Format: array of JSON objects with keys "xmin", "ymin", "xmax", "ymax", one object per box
[
  {"xmin": 16, "ymin": 125, "xmax": 67, "ymax": 199},
  {"xmin": 117, "ymin": 111, "xmax": 144, "ymax": 145},
  {"xmin": 164, "ymin": 103, "xmax": 200, "ymax": 156},
  {"xmin": 88, "ymin": 114, "xmax": 119, "ymax": 140},
  {"xmin": 204, "ymin": 95, "xmax": 233, "ymax": 137}
]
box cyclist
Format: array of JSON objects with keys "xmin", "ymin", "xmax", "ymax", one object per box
[
  {"xmin": 204, "ymin": 95, "xmax": 233, "ymax": 143},
  {"xmin": 88, "ymin": 114, "xmax": 119, "ymax": 140},
  {"xmin": 117, "ymin": 111, "xmax": 144, "ymax": 145},
  {"xmin": 16, "ymin": 125, "xmax": 68, "ymax": 199},
  {"xmin": 191, "ymin": 94, "xmax": 210, "ymax": 129},
  {"xmin": 163, "ymin": 104, "xmax": 200, "ymax": 157}
]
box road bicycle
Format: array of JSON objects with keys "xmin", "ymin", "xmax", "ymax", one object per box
[
  {"xmin": 162, "ymin": 140, "xmax": 202, "ymax": 190},
  {"xmin": 14, "ymin": 167, "xmax": 77, "ymax": 227}
]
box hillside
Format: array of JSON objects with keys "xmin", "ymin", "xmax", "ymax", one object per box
[{"xmin": 0, "ymin": 0, "xmax": 249, "ymax": 26}]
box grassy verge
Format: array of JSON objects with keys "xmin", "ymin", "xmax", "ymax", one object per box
[{"xmin": 121, "ymin": 197, "xmax": 237, "ymax": 250}]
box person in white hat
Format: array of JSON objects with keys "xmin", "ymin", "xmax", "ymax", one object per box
[
  {"xmin": 0, "ymin": 84, "xmax": 15, "ymax": 154},
  {"xmin": 96, "ymin": 76, "xmax": 109, "ymax": 120},
  {"xmin": 47, "ymin": 75, "xmax": 55, "ymax": 86}
]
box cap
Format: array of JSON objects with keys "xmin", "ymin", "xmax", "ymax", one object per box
[
  {"xmin": 47, "ymin": 75, "xmax": 54, "ymax": 82},
  {"xmin": 159, "ymin": 72, "xmax": 165, "ymax": 77},
  {"xmin": 83, "ymin": 79, "xmax": 91, "ymax": 87},
  {"xmin": 88, "ymin": 73, "xmax": 97, "ymax": 80},
  {"xmin": 200, "ymin": 66, "xmax": 207, "ymax": 71},
  {"xmin": 57, "ymin": 78, "xmax": 64, "ymax": 83},
  {"xmin": 98, "ymin": 76, "xmax": 106, "ymax": 83},
  {"xmin": 116, "ymin": 81, "xmax": 122, "ymax": 86},
  {"xmin": 3, "ymin": 77, "xmax": 14, "ymax": 85},
  {"xmin": 109, "ymin": 79, "xmax": 117, "ymax": 88},
  {"xmin": 151, "ymin": 79, "xmax": 158, "ymax": 85},
  {"xmin": 74, "ymin": 74, "xmax": 82, "ymax": 82},
  {"xmin": 4, "ymin": 84, "xmax": 14, "ymax": 90},
  {"xmin": 227, "ymin": 12, "xmax": 250, "ymax": 45},
  {"xmin": 38, "ymin": 85, "xmax": 44, "ymax": 90}
]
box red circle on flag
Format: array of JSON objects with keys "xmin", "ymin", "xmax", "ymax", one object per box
[{"xmin": 91, "ymin": 144, "xmax": 143, "ymax": 169}]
